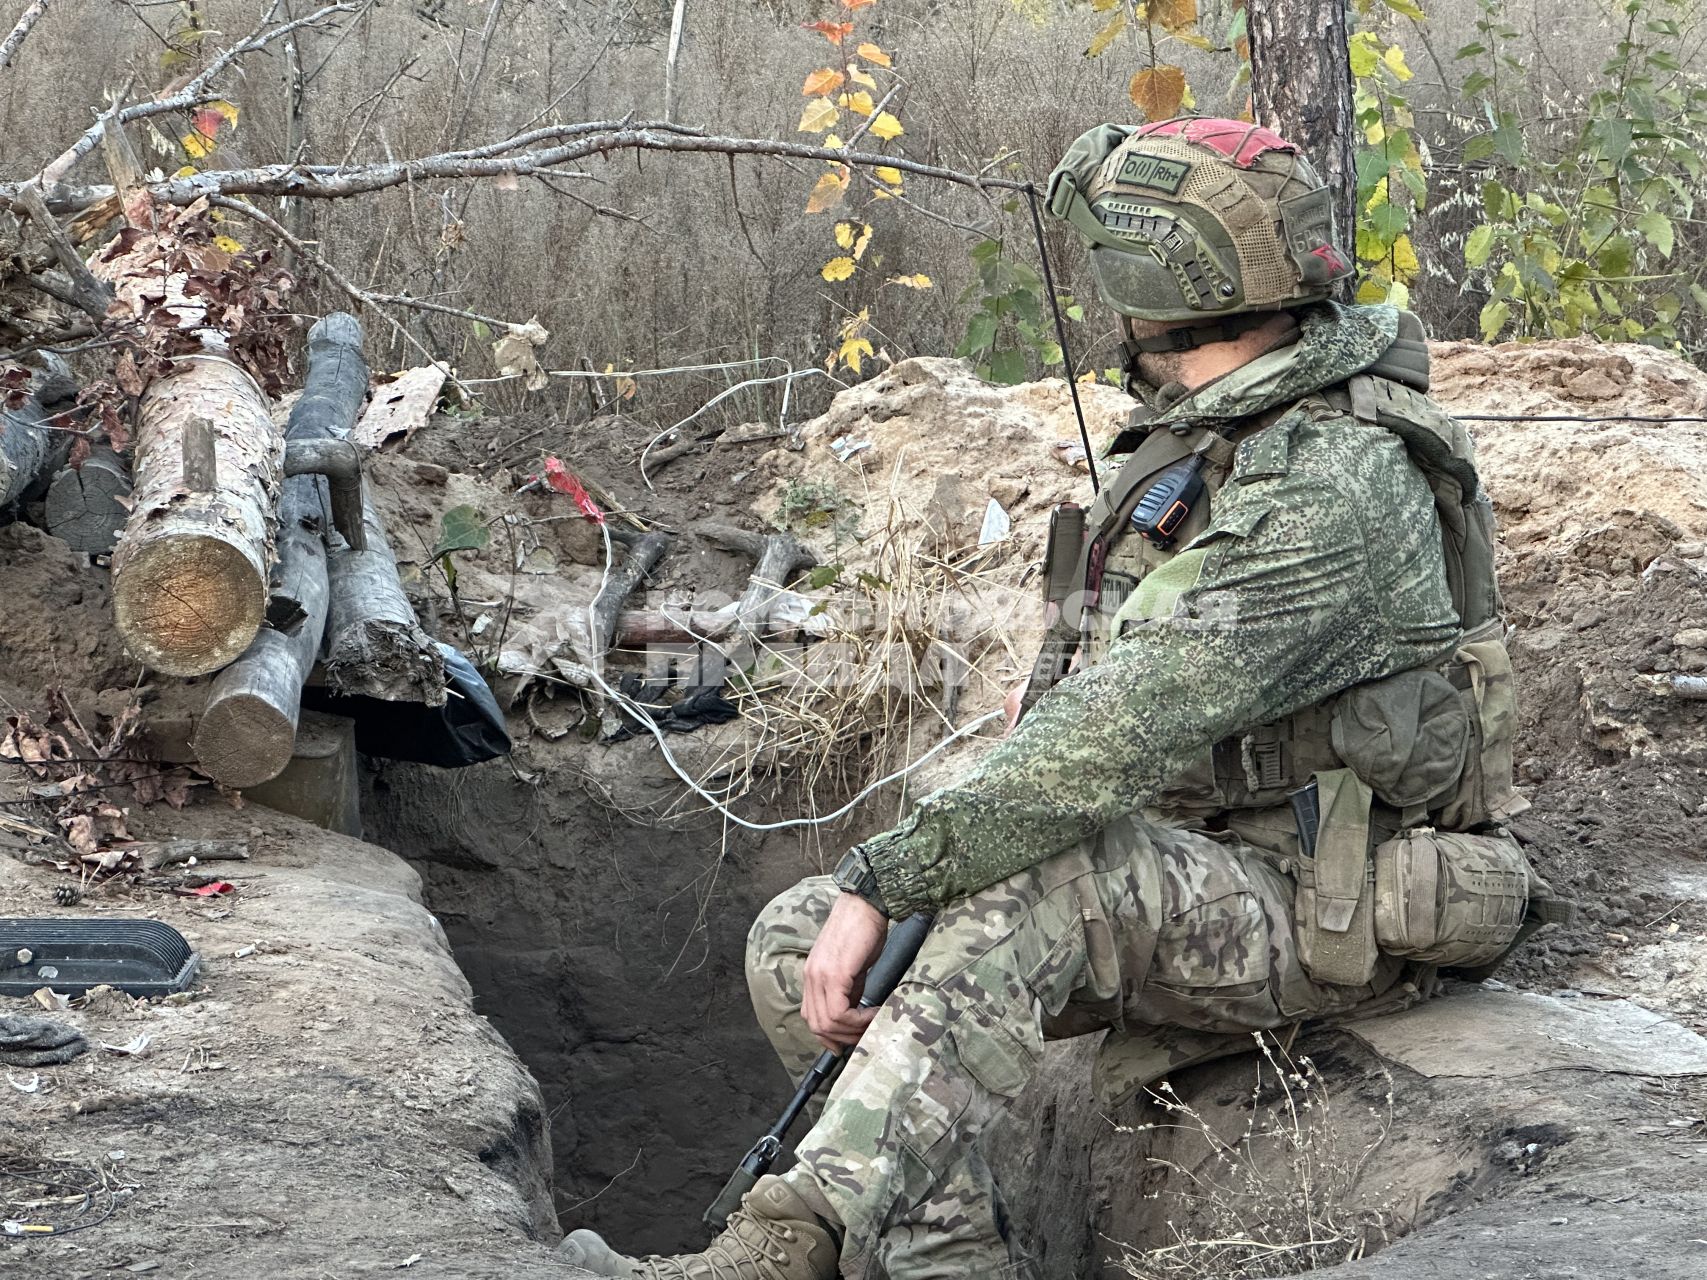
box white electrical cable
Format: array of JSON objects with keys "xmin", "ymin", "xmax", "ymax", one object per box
[{"xmin": 584, "ymin": 521, "xmax": 1002, "ymax": 831}]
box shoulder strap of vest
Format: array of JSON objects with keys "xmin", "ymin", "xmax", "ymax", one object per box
[{"xmin": 1318, "ymin": 375, "xmax": 1480, "ymax": 500}]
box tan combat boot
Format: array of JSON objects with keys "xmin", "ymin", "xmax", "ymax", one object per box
[{"xmin": 557, "ymin": 1176, "xmax": 839, "ymax": 1280}]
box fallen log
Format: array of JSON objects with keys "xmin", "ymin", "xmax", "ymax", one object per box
[
  {"xmin": 323, "ymin": 484, "xmax": 444, "ymax": 705},
  {"xmin": 0, "ymin": 393, "xmax": 72, "ymax": 511},
  {"xmin": 44, "ymin": 446, "xmax": 131, "ymax": 553},
  {"xmin": 107, "ymin": 356, "xmax": 282, "ymax": 675},
  {"xmin": 194, "ymin": 314, "xmax": 366, "ymax": 788}
]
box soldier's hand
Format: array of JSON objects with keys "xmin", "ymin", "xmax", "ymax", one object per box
[{"xmin": 802, "ymin": 893, "xmax": 888, "ymax": 1052}]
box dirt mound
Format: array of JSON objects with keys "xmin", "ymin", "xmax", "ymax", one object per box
[{"xmin": 1428, "ymin": 340, "xmax": 1707, "ymax": 1017}]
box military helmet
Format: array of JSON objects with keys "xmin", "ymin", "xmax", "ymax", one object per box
[{"xmin": 1046, "ymin": 118, "xmax": 1352, "ymax": 326}]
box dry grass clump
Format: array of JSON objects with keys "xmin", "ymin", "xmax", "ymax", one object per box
[
  {"xmin": 689, "ymin": 484, "xmax": 1034, "ymax": 820},
  {"xmin": 1118, "ymin": 1035, "xmax": 1402, "ymax": 1280}
]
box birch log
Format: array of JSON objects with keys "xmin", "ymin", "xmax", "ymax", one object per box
[
  {"xmin": 109, "ymin": 356, "xmax": 282, "ymax": 675},
  {"xmin": 193, "ymin": 314, "xmax": 366, "ymax": 787}
]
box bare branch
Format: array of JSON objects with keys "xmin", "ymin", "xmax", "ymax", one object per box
[
  {"xmin": 0, "ymin": 0, "xmax": 48, "ymax": 71},
  {"xmin": 4, "ymin": 124, "xmax": 1027, "ymax": 212}
]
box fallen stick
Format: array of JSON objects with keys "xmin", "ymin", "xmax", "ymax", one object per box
[
  {"xmin": 130, "ymin": 839, "xmax": 252, "ymax": 871},
  {"xmin": 590, "ymin": 530, "xmax": 671, "ymax": 661},
  {"xmin": 194, "ymin": 314, "xmax": 367, "ymax": 787}
]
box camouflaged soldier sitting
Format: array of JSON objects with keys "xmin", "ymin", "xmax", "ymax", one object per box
[{"xmin": 559, "ymin": 118, "xmax": 1563, "ymax": 1280}]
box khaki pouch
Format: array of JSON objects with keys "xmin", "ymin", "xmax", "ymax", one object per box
[
  {"xmin": 1438, "ymin": 638, "xmax": 1528, "ymax": 828},
  {"xmin": 1294, "ymin": 769, "xmax": 1379, "ymax": 988},
  {"xmin": 1373, "ymin": 827, "xmax": 1530, "ymax": 968}
]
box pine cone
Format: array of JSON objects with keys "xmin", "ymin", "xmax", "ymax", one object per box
[{"xmin": 53, "ymin": 885, "xmax": 82, "ymax": 907}]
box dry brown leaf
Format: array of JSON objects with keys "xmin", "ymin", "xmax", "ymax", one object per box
[{"xmin": 1129, "ymin": 65, "xmax": 1187, "ymax": 121}]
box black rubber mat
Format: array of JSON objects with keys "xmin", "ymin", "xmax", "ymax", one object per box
[{"xmin": 0, "ymin": 917, "xmax": 200, "ymax": 997}]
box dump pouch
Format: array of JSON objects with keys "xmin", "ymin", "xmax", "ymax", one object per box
[
  {"xmin": 1330, "ymin": 667, "xmax": 1470, "ymax": 811},
  {"xmin": 1293, "ymin": 768, "xmax": 1378, "ymax": 987},
  {"xmin": 1373, "ymin": 827, "xmax": 1530, "ymax": 968}
]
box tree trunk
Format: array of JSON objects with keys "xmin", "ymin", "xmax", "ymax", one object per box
[
  {"xmin": 193, "ymin": 315, "xmax": 366, "ymax": 788},
  {"xmin": 1248, "ymin": 0, "xmax": 1357, "ymax": 277},
  {"xmin": 323, "ymin": 498, "xmax": 445, "ymax": 705},
  {"xmin": 45, "ymin": 446, "xmax": 131, "ymax": 553},
  {"xmin": 108, "ymin": 356, "xmax": 282, "ymax": 675}
]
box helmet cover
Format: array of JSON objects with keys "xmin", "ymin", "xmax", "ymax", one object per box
[{"xmin": 1046, "ymin": 118, "xmax": 1352, "ymax": 323}]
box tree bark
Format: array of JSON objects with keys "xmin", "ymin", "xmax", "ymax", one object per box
[
  {"xmin": 1247, "ymin": 0, "xmax": 1357, "ymax": 279},
  {"xmin": 107, "ymin": 357, "xmax": 282, "ymax": 675},
  {"xmin": 0, "ymin": 390, "xmax": 72, "ymax": 510},
  {"xmin": 44, "ymin": 446, "xmax": 131, "ymax": 552},
  {"xmin": 323, "ymin": 499, "xmax": 445, "ymax": 704},
  {"xmin": 193, "ymin": 314, "xmax": 366, "ymax": 787}
]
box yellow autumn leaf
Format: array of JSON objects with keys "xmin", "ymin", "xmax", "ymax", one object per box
[
  {"xmin": 823, "ymin": 133, "xmax": 845, "ymax": 149},
  {"xmin": 209, "ymin": 99, "xmax": 240, "ymax": 126},
  {"xmin": 1091, "ymin": 0, "xmax": 1121, "ymax": 10},
  {"xmin": 1365, "ymin": 175, "xmax": 1390, "ymax": 211},
  {"xmin": 1086, "ymin": 11, "xmax": 1126, "ymax": 57},
  {"xmin": 180, "ymin": 130, "xmax": 215, "ymax": 159},
  {"xmin": 848, "ymin": 66, "xmax": 878, "ymax": 89},
  {"xmin": 851, "ymin": 225, "xmax": 873, "ymax": 259},
  {"xmin": 802, "ymin": 68, "xmax": 844, "ymax": 96},
  {"xmin": 213, "ymin": 234, "xmax": 243, "ymax": 254},
  {"xmin": 1392, "ymin": 234, "xmax": 1420, "ymax": 279},
  {"xmin": 839, "ymin": 90, "xmax": 876, "ymax": 118},
  {"xmin": 856, "ymin": 42, "xmax": 891, "ymax": 67},
  {"xmin": 805, "ymin": 169, "xmax": 849, "ymax": 214},
  {"xmin": 834, "ymin": 221, "xmax": 860, "ymax": 249},
  {"xmin": 821, "ymin": 256, "xmax": 858, "ymax": 282},
  {"xmin": 1173, "ymin": 29, "xmax": 1214, "ymax": 50},
  {"xmin": 1128, "ymin": 65, "xmax": 1187, "ymax": 121},
  {"xmin": 1355, "ymin": 277, "xmax": 1390, "ymax": 305},
  {"xmin": 888, "ymin": 273, "xmax": 933, "ymax": 289},
  {"xmin": 874, "ymin": 166, "xmax": 903, "ymax": 185},
  {"xmin": 1365, "ymin": 118, "xmax": 1386, "ymax": 146},
  {"xmin": 869, "ymin": 111, "xmax": 904, "ymax": 141},
  {"xmin": 798, "ymin": 98, "xmax": 840, "ymax": 133},
  {"xmin": 173, "ymin": 164, "xmax": 197, "ymax": 178},
  {"xmin": 1383, "ymin": 45, "xmax": 1414, "ymax": 81},
  {"xmin": 837, "ymin": 336, "xmax": 875, "ymax": 374},
  {"xmin": 1152, "ymin": 0, "xmax": 1197, "ymax": 33}
]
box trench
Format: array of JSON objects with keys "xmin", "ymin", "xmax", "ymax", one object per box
[{"xmin": 356, "ymin": 755, "xmax": 1577, "ymax": 1277}]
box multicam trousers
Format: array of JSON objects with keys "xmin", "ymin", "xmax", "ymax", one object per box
[{"xmin": 745, "ymin": 816, "xmax": 1404, "ymax": 1280}]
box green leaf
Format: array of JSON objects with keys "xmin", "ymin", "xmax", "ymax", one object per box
[
  {"xmin": 987, "ymin": 348, "xmax": 1027, "ymax": 385},
  {"xmin": 1464, "ymin": 224, "xmax": 1496, "ymax": 267},
  {"xmin": 1037, "ymin": 340, "xmax": 1063, "ymax": 366},
  {"xmin": 471, "ymin": 319, "xmax": 491, "ymax": 340},
  {"xmin": 432, "ymin": 504, "xmax": 489, "ymax": 560},
  {"xmin": 1463, "ymin": 134, "xmax": 1496, "ymax": 163},
  {"xmin": 1637, "ymin": 210, "xmax": 1675, "ymax": 258},
  {"xmin": 1479, "ymin": 299, "xmax": 1511, "ymax": 341},
  {"xmin": 956, "ymin": 312, "xmax": 998, "ymax": 356},
  {"xmin": 806, "ymin": 563, "xmax": 844, "ymax": 591},
  {"xmin": 1380, "ymin": 0, "xmax": 1426, "ymax": 19}
]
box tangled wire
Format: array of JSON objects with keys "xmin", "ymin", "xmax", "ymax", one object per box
[{"xmin": 0, "ymin": 1152, "xmax": 132, "ymax": 1240}]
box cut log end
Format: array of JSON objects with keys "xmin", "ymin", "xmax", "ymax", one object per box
[
  {"xmin": 192, "ymin": 696, "xmax": 296, "ymax": 789},
  {"xmin": 112, "ymin": 535, "xmax": 266, "ymax": 675},
  {"xmin": 45, "ymin": 451, "xmax": 132, "ymax": 554}
]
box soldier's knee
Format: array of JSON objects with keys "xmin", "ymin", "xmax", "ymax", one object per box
[{"xmin": 746, "ymin": 875, "xmax": 840, "ymax": 986}]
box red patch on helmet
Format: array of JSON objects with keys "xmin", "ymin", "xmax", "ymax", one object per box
[
  {"xmin": 1311, "ymin": 244, "xmax": 1347, "ymax": 272},
  {"xmin": 1135, "ymin": 117, "xmax": 1298, "ymax": 169}
]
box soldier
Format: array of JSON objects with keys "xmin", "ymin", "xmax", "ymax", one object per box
[{"xmin": 560, "ymin": 118, "xmax": 1559, "ymax": 1280}]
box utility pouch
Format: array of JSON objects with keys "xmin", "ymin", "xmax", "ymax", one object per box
[
  {"xmin": 1329, "ymin": 667, "xmax": 1469, "ymax": 811},
  {"xmin": 1373, "ymin": 827, "xmax": 1530, "ymax": 969},
  {"xmin": 1293, "ymin": 768, "xmax": 1378, "ymax": 987},
  {"xmin": 1437, "ymin": 638, "xmax": 1527, "ymax": 828},
  {"xmin": 1018, "ymin": 504, "xmax": 1088, "ymax": 720}
]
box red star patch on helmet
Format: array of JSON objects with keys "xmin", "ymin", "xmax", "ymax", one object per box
[{"xmin": 1135, "ymin": 118, "xmax": 1298, "ymax": 169}]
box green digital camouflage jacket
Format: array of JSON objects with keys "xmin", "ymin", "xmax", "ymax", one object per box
[{"xmin": 857, "ymin": 302, "xmax": 1465, "ymax": 920}]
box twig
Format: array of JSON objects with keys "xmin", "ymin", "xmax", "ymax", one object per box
[
  {"xmin": 0, "ymin": 0, "xmax": 49, "ymax": 71},
  {"xmin": 32, "ymin": 2, "xmax": 361, "ymax": 189},
  {"xmin": 206, "ymin": 195, "xmax": 473, "ymax": 398},
  {"xmin": 12, "ymin": 184, "xmax": 114, "ymax": 320}
]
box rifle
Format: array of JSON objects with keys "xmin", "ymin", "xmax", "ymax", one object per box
[{"xmin": 704, "ymin": 911, "xmax": 936, "ymax": 1230}]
